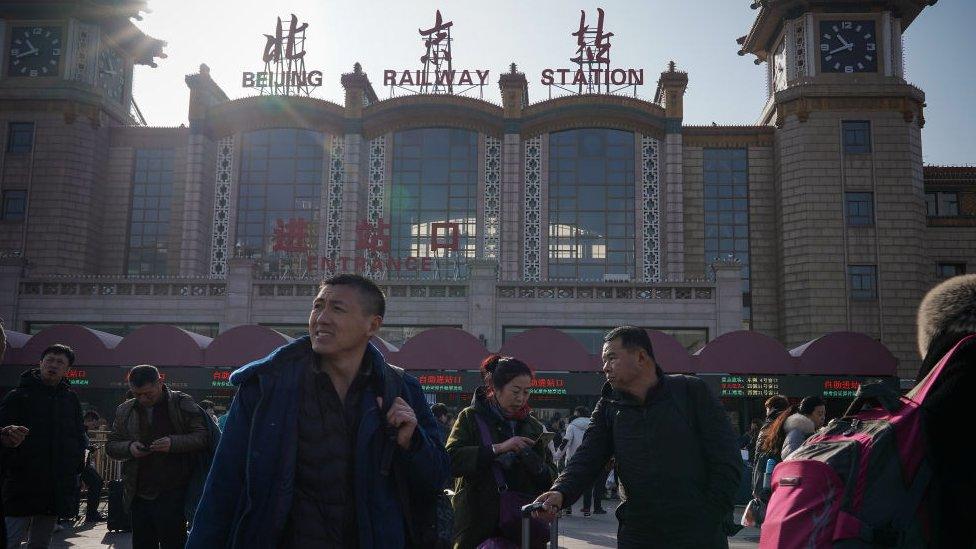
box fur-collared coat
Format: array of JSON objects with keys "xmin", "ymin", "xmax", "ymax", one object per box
[
  {"xmin": 779, "ymin": 413, "xmax": 816, "ymax": 460},
  {"xmin": 915, "ymin": 274, "xmax": 976, "ymax": 547}
]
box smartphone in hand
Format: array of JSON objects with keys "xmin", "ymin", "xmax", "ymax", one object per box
[{"xmin": 535, "ymin": 432, "xmax": 555, "ymax": 446}]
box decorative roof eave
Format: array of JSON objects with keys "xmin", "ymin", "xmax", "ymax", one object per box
[
  {"xmin": 737, "ymin": 0, "xmax": 938, "ymax": 62},
  {"xmin": 102, "ymin": 19, "xmax": 167, "ymax": 67},
  {"xmin": 519, "ymin": 95, "xmax": 666, "ymax": 140},
  {"xmin": 923, "ymin": 165, "xmax": 976, "ymax": 185},
  {"xmin": 0, "ymin": 1, "xmax": 167, "ymax": 66},
  {"xmin": 205, "ymin": 95, "xmax": 346, "ymax": 138},
  {"xmin": 362, "ymin": 95, "xmax": 505, "ymax": 139}
]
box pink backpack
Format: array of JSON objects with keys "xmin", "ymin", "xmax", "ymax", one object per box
[{"xmin": 759, "ymin": 334, "xmax": 973, "ymax": 548}]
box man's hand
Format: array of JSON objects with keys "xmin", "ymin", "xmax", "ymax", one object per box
[
  {"xmin": 1, "ymin": 425, "xmax": 28, "ymax": 448},
  {"xmin": 532, "ymin": 491, "xmax": 564, "ymax": 521},
  {"xmin": 149, "ymin": 437, "xmax": 171, "ymax": 453},
  {"xmin": 129, "ymin": 441, "xmax": 151, "ymax": 458},
  {"xmin": 377, "ymin": 397, "xmax": 417, "ymax": 450}
]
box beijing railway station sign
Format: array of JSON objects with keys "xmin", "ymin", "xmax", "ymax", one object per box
[
  {"xmin": 242, "ymin": 14, "xmax": 323, "ymax": 96},
  {"xmin": 541, "ymin": 8, "xmax": 644, "ymax": 96},
  {"xmin": 238, "ymin": 7, "xmax": 645, "ymax": 100},
  {"xmin": 383, "ymin": 10, "xmax": 490, "ymax": 98}
]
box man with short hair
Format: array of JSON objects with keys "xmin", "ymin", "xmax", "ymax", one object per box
[
  {"xmin": 187, "ymin": 274, "xmax": 449, "ymax": 548},
  {"xmin": 534, "ymin": 326, "xmax": 742, "ymax": 548},
  {"xmin": 430, "ymin": 403, "xmax": 450, "ymax": 444},
  {"xmin": 0, "ymin": 344, "xmax": 86, "ymax": 548},
  {"xmin": 106, "ymin": 364, "xmax": 208, "ymax": 549}
]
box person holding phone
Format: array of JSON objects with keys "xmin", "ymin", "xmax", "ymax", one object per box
[
  {"xmin": 106, "ymin": 364, "xmax": 208, "ymax": 549},
  {"xmin": 446, "ymin": 355, "xmax": 556, "ymax": 548}
]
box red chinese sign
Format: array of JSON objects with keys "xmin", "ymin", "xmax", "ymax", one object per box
[{"xmin": 272, "ymin": 218, "xmax": 310, "ymax": 253}]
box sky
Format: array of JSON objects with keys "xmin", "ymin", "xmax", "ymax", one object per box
[{"xmin": 131, "ymin": 0, "xmax": 975, "ymax": 166}]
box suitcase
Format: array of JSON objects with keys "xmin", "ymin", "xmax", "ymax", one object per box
[
  {"xmin": 520, "ymin": 502, "xmax": 559, "ymax": 549},
  {"xmin": 106, "ymin": 480, "xmax": 131, "ymax": 532}
]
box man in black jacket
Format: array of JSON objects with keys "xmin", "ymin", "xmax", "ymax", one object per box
[
  {"xmin": 533, "ymin": 326, "xmax": 742, "ymax": 548},
  {"xmin": 0, "ymin": 344, "xmax": 85, "ymax": 548}
]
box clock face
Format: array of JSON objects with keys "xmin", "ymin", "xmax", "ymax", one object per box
[
  {"xmin": 819, "ymin": 20, "xmax": 878, "ymax": 73},
  {"xmin": 7, "ymin": 26, "xmax": 63, "ymax": 77},
  {"xmin": 773, "ymin": 39, "xmax": 788, "ymax": 91},
  {"xmin": 97, "ymin": 47, "xmax": 126, "ymax": 102}
]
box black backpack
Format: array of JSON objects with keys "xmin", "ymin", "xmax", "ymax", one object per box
[{"xmin": 379, "ymin": 365, "xmax": 453, "ymax": 549}]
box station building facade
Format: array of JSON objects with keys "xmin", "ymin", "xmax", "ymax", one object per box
[{"xmin": 0, "ymin": 0, "xmax": 973, "ymax": 417}]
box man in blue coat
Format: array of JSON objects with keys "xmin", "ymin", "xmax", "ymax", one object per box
[{"xmin": 187, "ymin": 274, "xmax": 450, "ymax": 548}]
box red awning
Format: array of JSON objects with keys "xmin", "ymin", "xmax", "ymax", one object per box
[
  {"xmin": 499, "ymin": 327, "xmax": 599, "ymax": 372},
  {"xmin": 790, "ymin": 332, "xmax": 896, "ymax": 377},
  {"xmin": 205, "ymin": 325, "xmax": 293, "ymax": 368},
  {"xmin": 115, "ymin": 325, "xmax": 212, "ymax": 367},
  {"xmin": 694, "ymin": 330, "xmax": 795, "ymax": 375},
  {"xmin": 14, "ymin": 325, "xmax": 122, "ymax": 367},
  {"xmin": 392, "ymin": 327, "xmax": 488, "ymax": 371}
]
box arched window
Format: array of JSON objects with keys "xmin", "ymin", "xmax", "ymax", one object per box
[
  {"xmin": 236, "ymin": 129, "xmax": 325, "ymax": 276},
  {"xmin": 548, "ymin": 129, "xmax": 636, "ymax": 281},
  {"xmin": 389, "ymin": 128, "xmax": 478, "ymax": 279}
]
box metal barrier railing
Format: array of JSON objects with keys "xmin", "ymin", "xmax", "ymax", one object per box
[{"xmin": 87, "ymin": 429, "xmax": 123, "ymax": 481}]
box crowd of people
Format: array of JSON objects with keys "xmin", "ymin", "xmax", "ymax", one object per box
[{"xmin": 0, "ymin": 271, "xmax": 971, "ymax": 548}]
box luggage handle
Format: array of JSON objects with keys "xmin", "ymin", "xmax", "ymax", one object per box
[
  {"xmin": 520, "ymin": 502, "xmax": 558, "ymax": 549},
  {"xmin": 843, "ymin": 381, "xmax": 903, "ymax": 416}
]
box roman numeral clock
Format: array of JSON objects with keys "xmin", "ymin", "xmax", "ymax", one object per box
[
  {"xmin": 819, "ymin": 20, "xmax": 878, "ymax": 73},
  {"xmin": 7, "ymin": 26, "xmax": 62, "ymax": 77}
]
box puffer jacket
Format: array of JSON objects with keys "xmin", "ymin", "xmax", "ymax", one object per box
[
  {"xmin": 563, "ymin": 416, "xmax": 590, "ymax": 463},
  {"xmin": 447, "ymin": 387, "xmax": 556, "ymax": 549},
  {"xmin": 779, "ymin": 413, "xmax": 816, "ymax": 460},
  {"xmin": 551, "ymin": 369, "xmax": 742, "ymax": 549},
  {"xmin": 0, "ymin": 369, "xmax": 85, "ymax": 517},
  {"xmin": 105, "ymin": 385, "xmax": 209, "ymax": 511}
]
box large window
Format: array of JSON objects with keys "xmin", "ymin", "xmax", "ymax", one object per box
[
  {"xmin": 842, "ymin": 121, "xmax": 871, "ymax": 154},
  {"xmin": 127, "ymin": 149, "xmax": 174, "ymax": 275},
  {"xmin": 1, "ymin": 189, "xmax": 26, "ymax": 220},
  {"xmin": 845, "ymin": 192, "xmax": 874, "ymax": 226},
  {"xmin": 6, "ymin": 122, "xmax": 34, "ymax": 154},
  {"xmin": 936, "ymin": 263, "xmax": 966, "ymax": 279},
  {"xmin": 925, "ymin": 191, "xmax": 959, "ymax": 217},
  {"xmin": 548, "ymin": 129, "xmax": 635, "ymax": 281},
  {"xmin": 390, "ymin": 128, "xmax": 478, "ymax": 279},
  {"xmin": 704, "ymin": 148, "xmax": 751, "ymax": 326},
  {"xmin": 236, "ymin": 129, "xmax": 324, "ymax": 276},
  {"xmin": 848, "ymin": 265, "xmax": 878, "ymax": 300}
]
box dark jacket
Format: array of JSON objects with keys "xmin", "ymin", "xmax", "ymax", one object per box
[
  {"xmin": 446, "ymin": 388, "xmax": 556, "ymax": 549},
  {"xmin": 0, "ymin": 369, "xmax": 85, "ymax": 517},
  {"xmin": 551, "ymin": 370, "xmax": 742, "ymax": 549},
  {"xmin": 105, "ymin": 385, "xmax": 209, "ymax": 511},
  {"xmin": 915, "ymin": 273, "xmax": 976, "ymax": 548},
  {"xmin": 186, "ymin": 337, "xmax": 450, "ymax": 549}
]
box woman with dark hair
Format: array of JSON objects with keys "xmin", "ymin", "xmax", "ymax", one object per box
[
  {"xmin": 775, "ymin": 396, "xmax": 826, "ymax": 459},
  {"xmin": 446, "ymin": 355, "xmax": 556, "ymax": 549}
]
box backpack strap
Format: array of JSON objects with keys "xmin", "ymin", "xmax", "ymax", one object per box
[
  {"xmin": 666, "ymin": 375, "xmax": 697, "ymax": 432},
  {"xmin": 474, "ymin": 414, "xmax": 509, "ymax": 492},
  {"xmin": 908, "ymin": 333, "xmax": 976, "ymax": 403}
]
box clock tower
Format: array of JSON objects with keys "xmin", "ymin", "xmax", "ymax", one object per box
[
  {"xmin": 738, "ymin": 0, "xmax": 937, "ymax": 378},
  {"xmin": 0, "ymin": 1, "xmax": 165, "ymax": 273}
]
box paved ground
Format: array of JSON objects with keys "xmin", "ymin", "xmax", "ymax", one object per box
[{"xmin": 47, "ymin": 500, "xmax": 761, "ymax": 548}]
